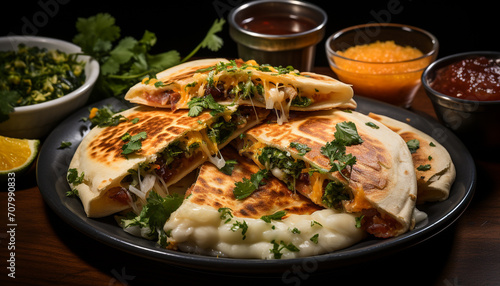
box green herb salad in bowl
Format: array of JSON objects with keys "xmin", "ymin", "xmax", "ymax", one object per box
[{"xmin": 0, "ymin": 36, "xmax": 99, "ymax": 139}]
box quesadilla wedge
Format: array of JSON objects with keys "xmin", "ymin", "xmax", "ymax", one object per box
[
  {"xmin": 124, "ymin": 58, "xmax": 356, "ymax": 124},
  {"xmin": 233, "ymin": 110, "xmax": 417, "ymax": 238},
  {"xmin": 368, "ymin": 113, "xmax": 456, "ymax": 204},
  {"xmin": 164, "ymin": 146, "xmax": 365, "ymax": 259},
  {"xmin": 67, "ymin": 105, "xmax": 269, "ymax": 218}
]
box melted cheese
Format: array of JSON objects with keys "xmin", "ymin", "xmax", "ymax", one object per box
[
  {"xmin": 164, "ymin": 200, "xmax": 365, "ymax": 259},
  {"xmin": 180, "ymin": 129, "xmax": 225, "ymax": 169}
]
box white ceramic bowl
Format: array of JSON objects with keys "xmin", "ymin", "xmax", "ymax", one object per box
[{"xmin": 0, "ymin": 36, "xmax": 99, "ymax": 139}]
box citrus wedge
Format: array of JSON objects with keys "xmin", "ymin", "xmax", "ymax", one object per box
[{"xmin": 0, "ymin": 135, "xmax": 40, "ymax": 178}]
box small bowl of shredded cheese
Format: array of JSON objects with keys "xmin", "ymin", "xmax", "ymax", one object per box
[{"xmin": 326, "ymin": 23, "xmax": 438, "ymax": 107}]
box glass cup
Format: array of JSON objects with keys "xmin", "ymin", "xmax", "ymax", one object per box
[
  {"xmin": 228, "ymin": 0, "xmax": 327, "ymax": 72},
  {"xmin": 326, "ymin": 23, "xmax": 439, "ymax": 108}
]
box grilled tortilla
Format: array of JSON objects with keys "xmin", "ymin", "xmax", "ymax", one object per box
[
  {"xmin": 124, "ymin": 58, "xmax": 356, "ymax": 124},
  {"xmin": 164, "ymin": 146, "xmax": 365, "ymax": 259},
  {"xmin": 68, "ymin": 105, "xmax": 269, "ymax": 218},
  {"xmin": 234, "ymin": 110, "xmax": 417, "ymax": 238},
  {"xmin": 368, "ymin": 113, "xmax": 456, "ymax": 204}
]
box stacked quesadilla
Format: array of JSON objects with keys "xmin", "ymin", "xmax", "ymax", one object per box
[
  {"xmin": 124, "ymin": 58, "xmax": 356, "ymax": 124},
  {"xmin": 68, "ymin": 105, "xmax": 269, "ymax": 217},
  {"xmin": 164, "ymin": 147, "xmax": 365, "ymax": 259},
  {"xmin": 67, "ymin": 58, "xmax": 455, "ymax": 259}
]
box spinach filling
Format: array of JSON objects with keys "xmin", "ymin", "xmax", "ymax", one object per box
[
  {"xmin": 321, "ymin": 180, "xmax": 350, "ymax": 210},
  {"xmin": 257, "ymin": 147, "xmax": 306, "ymax": 190},
  {"xmin": 290, "ymin": 95, "xmax": 312, "ymax": 107},
  {"xmin": 207, "ymin": 115, "xmax": 237, "ymax": 144}
]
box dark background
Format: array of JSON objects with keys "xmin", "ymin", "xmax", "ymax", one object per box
[{"xmin": 0, "ymin": 0, "xmax": 496, "ymax": 67}]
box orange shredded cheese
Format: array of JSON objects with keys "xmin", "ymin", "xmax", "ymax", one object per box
[
  {"xmin": 89, "ymin": 107, "xmax": 98, "ymax": 119},
  {"xmin": 331, "ymin": 40, "xmax": 431, "ymax": 107}
]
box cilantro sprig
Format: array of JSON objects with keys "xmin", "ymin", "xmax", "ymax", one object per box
[
  {"xmin": 121, "ymin": 192, "xmax": 183, "ymax": 247},
  {"xmin": 73, "ymin": 13, "xmax": 225, "ymax": 100},
  {"xmin": 270, "ymin": 240, "xmax": 300, "ymax": 259},
  {"xmin": 121, "ymin": 131, "xmax": 147, "ymax": 156},
  {"xmin": 320, "ymin": 121, "xmax": 363, "ymax": 180},
  {"xmin": 289, "ymin": 142, "xmax": 311, "ymax": 156},
  {"xmin": 233, "ymin": 169, "xmax": 269, "ymax": 200},
  {"xmin": 261, "ymin": 210, "xmax": 287, "ymax": 223},
  {"xmin": 187, "ymin": 95, "xmax": 226, "ymax": 117}
]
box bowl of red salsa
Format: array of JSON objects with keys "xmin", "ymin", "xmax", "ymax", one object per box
[{"xmin": 422, "ymin": 51, "xmax": 500, "ymax": 157}]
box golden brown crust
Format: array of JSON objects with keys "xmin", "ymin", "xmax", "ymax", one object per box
[
  {"xmin": 187, "ymin": 146, "xmax": 322, "ymax": 219},
  {"xmin": 239, "ymin": 109, "xmax": 417, "ymax": 237},
  {"xmin": 368, "ymin": 112, "xmax": 456, "ymax": 204}
]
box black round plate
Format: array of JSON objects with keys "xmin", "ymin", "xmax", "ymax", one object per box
[{"xmin": 37, "ymin": 96, "xmax": 476, "ymax": 273}]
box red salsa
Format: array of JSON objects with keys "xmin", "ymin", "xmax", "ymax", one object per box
[{"xmin": 431, "ymin": 56, "xmax": 500, "ymax": 101}]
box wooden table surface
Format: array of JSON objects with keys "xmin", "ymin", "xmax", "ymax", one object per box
[{"xmin": 1, "ymin": 67, "xmax": 498, "ymax": 286}]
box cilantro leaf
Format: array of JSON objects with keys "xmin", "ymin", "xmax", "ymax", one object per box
[
  {"xmin": 417, "ymin": 164, "xmax": 431, "ymax": 171},
  {"xmin": 231, "ymin": 220, "xmax": 248, "ymax": 240},
  {"xmin": 289, "ymin": 142, "xmax": 311, "ymax": 156},
  {"xmin": 58, "ymin": 141, "xmax": 72, "ymax": 149},
  {"xmin": 72, "ymin": 13, "xmax": 224, "ymax": 100},
  {"xmin": 365, "ymin": 122, "xmax": 380, "ymax": 129},
  {"xmin": 270, "ymin": 240, "xmax": 300, "ymax": 259},
  {"xmin": 121, "ymin": 131, "xmax": 147, "ymax": 155},
  {"xmin": 121, "ymin": 192, "xmax": 183, "ymax": 246},
  {"xmin": 218, "ymin": 207, "xmax": 233, "ymax": 223},
  {"xmin": 320, "ymin": 121, "xmax": 363, "ymax": 178},
  {"xmin": 181, "ymin": 18, "xmax": 226, "ymax": 63},
  {"xmin": 233, "ymin": 169, "xmax": 269, "ymax": 200},
  {"xmin": 219, "ymin": 159, "xmax": 238, "ymax": 175},
  {"xmin": 187, "ymin": 95, "xmax": 226, "ymax": 117},
  {"xmin": 310, "ymin": 234, "xmax": 319, "ymax": 244},
  {"xmin": 67, "ymin": 168, "xmax": 84, "ymax": 185},
  {"xmin": 73, "ymin": 13, "xmax": 120, "ymax": 56},
  {"xmin": 0, "ymin": 90, "xmax": 21, "ymax": 122},
  {"xmin": 334, "ymin": 121, "xmax": 364, "ymax": 145},
  {"xmin": 407, "ymin": 139, "xmax": 420, "ymax": 154},
  {"xmin": 261, "ymin": 210, "xmax": 287, "ymax": 223}
]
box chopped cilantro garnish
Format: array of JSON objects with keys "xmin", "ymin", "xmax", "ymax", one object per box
[
  {"xmin": 311, "ymin": 220, "xmax": 323, "ymax": 227},
  {"xmin": 320, "ymin": 121, "xmax": 363, "ymax": 179},
  {"xmin": 233, "ymin": 169, "xmax": 269, "ymax": 200},
  {"xmin": 121, "ymin": 192, "xmax": 183, "ymax": 247},
  {"xmin": 290, "ymin": 95, "xmax": 312, "ymax": 107},
  {"xmin": 289, "ymin": 142, "xmax": 311, "ymax": 156},
  {"xmin": 258, "ymin": 147, "xmax": 306, "ymax": 190},
  {"xmin": 261, "ymin": 210, "xmax": 287, "ymax": 223},
  {"xmin": 417, "ymin": 164, "xmax": 431, "ymax": 171},
  {"xmin": 187, "ymin": 95, "xmax": 226, "ymax": 117},
  {"xmin": 121, "ymin": 131, "xmax": 147, "ymax": 155},
  {"xmin": 270, "ymin": 240, "xmax": 300, "ymax": 259},
  {"xmin": 355, "ymin": 215, "xmax": 364, "ymax": 228},
  {"xmin": 218, "ymin": 207, "xmax": 233, "ymax": 224},
  {"xmin": 231, "ymin": 220, "xmax": 248, "ymax": 240},
  {"xmin": 67, "ymin": 168, "xmax": 84, "ymax": 185},
  {"xmin": 310, "ymin": 234, "xmax": 319, "ymax": 244},
  {"xmin": 58, "ymin": 141, "xmax": 72, "ymax": 149},
  {"xmin": 365, "ymin": 122, "xmax": 379, "ymax": 129},
  {"xmin": 219, "ymin": 160, "xmax": 238, "ymax": 175},
  {"xmin": 407, "ymin": 139, "xmax": 420, "ymax": 154}
]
